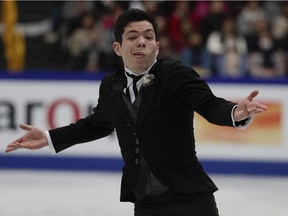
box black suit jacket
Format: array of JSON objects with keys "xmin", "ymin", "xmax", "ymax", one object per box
[{"xmin": 49, "ymin": 59, "xmax": 237, "ymax": 202}]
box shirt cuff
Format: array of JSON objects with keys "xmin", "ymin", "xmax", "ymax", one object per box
[
  {"xmin": 231, "ymin": 105, "xmax": 254, "ymax": 129},
  {"xmin": 45, "ymin": 131, "xmax": 56, "ymax": 155}
]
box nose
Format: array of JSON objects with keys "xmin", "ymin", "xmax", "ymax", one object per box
[{"xmin": 137, "ymin": 36, "xmax": 146, "ymax": 48}]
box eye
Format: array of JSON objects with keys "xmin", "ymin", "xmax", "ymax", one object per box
[
  {"xmin": 145, "ymin": 35, "xmax": 154, "ymax": 40},
  {"xmin": 128, "ymin": 35, "xmax": 137, "ymax": 40}
]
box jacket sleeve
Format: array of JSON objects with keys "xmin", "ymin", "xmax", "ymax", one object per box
[
  {"xmin": 49, "ymin": 78, "xmax": 114, "ymax": 153},
  {"xmin": 164, "ymin": 60, "xmax": 236, "ymax": 126}
]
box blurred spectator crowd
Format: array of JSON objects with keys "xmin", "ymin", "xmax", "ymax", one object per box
[{"xmin": 2, "ymin": 1, "xmax": 288, "ymax": 79}]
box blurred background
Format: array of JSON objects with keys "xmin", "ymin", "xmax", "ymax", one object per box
[
  {"xmin": 0, "ymin": 1, "xmax": 288, "ymax": 216},
  {"xmin": 1, "ymin": 0, "xmax": 288, "ymax": 78}
]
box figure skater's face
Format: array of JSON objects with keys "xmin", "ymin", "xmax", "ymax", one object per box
[{"xmin": 113, "ymin": 21, "xmax": 159, "ymax": 74}]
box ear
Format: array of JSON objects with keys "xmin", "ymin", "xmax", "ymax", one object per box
[
  {"xmin": 113, "ymin": 42, "xmax": 121, "ymax": 56},
  {"xmin": 156, "ymin": 41, "xmax": 160, "ymax": 56}
]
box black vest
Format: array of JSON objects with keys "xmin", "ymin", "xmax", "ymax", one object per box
[{"xmin": 121, "ymin": 87, "xmax": 169, "ymax": 202}]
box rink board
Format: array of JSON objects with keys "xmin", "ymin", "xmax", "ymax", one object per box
[{"xmin": 0, "ymin": 73, "xmax": 287, "ymax": 175}]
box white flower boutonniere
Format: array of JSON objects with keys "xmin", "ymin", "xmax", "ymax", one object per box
[{"xmin": 142, "ymin": 74, "xmax": 155, "ymax": 87}]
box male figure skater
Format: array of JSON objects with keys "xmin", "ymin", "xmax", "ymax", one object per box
[{"xmin": 6, "ymin": 9, "xmax": 268, "ymax": 216}]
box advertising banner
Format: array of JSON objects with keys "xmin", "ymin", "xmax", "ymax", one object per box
[{"xmin": 0, "ymin": 79, "xmax": 287, "ymax": 168}]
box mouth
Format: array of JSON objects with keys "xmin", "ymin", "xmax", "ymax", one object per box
[{"xmin": 133, "ymin": 52, "xmax": 145, "ymax": 58}]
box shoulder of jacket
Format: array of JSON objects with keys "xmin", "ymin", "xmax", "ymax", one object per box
[
  {"xmin": 101, "ymin": 69, "xmax": 124, "ymax": 83},
  {"xmin": 157, "ymin": 58, "xmax": 199, "ymax": 78},
  {"xmin": 157, "ymin": 58, "xmax": 184, "ymax": 70}
]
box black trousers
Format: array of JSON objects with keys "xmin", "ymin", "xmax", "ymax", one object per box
[{"xmin": 134, "ymin": 191, "xmax": 219, "ymax": 216}]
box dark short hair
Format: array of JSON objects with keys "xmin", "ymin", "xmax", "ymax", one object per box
[{"xmin": 114, "ymin": 8, "xmax": 158, "ymax": 44}]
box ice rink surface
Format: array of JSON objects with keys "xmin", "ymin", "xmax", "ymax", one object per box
[{"xmin": 1, "ymin": 170, "xmax": 287, "ymax": 216}]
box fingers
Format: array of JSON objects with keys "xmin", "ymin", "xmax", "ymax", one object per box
[
  {"xmin": 5, "ymin": 138, "xmax": 37, "ymax": 153},
  {"xmin": 247, "ymin": 102, "xmax": 268, "ymax": 115},
  {"xmin": 19, "ymin": 123, "xmax": 32, "ymax": 131},
  {"xmin": 247, "ymin": 90, "xmax": 259, "ymax": 101},
  {"xmin": 255, "ymin": 102, "xmax": 268, "ymax": 111},
  {"xmin": 5, "ymin": 143, "xmax": 23, "ymax": 153},
  {"xmin": 5, "ymin": 136, "xmax": 25, "ymax": 153},
  {"xmin": 5, "ymin": 124, "xmax": 32, "ymax": 153},
  {"xmin": 246, "ymin": 90, "xmax": 268, "ymax": 114}
]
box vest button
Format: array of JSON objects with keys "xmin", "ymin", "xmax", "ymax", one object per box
[{"xmin": 135, "ymin": 139, "xmax": 139, "ymax": 145}]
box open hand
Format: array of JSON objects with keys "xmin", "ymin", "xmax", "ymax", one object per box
[
  {"xmin": 5, "ymin": 124, "xmax": 48, "ymax": 153},
  {"xmin": 233, "ymin": 90, "xmax": 268, "ymax": 122}
]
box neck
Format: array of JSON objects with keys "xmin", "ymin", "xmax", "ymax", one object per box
[{"xmin": 125, "ymin": 59, "xmax": 157, "ymax": 75}]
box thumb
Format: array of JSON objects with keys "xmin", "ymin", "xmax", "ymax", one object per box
[
  {"xmin": 247, "ymin": 90, "xmax": 259, "ymax": 101},
  {"xmin": 19, "ymin": 123, "xmax": 33, "ymax": 131}
]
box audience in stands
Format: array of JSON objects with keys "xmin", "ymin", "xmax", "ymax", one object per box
[
  {"xmin": 65, "ymin": 12, "xmax": 102, "ymax": 71},
  {"xmin": 3, "ymin": 1, "xmax": 288, "ymax": 79},
  {"xmin": 206, "ymin": 16, "xmax": 248, "ymax": 78},
  {"xmin": 246, "ymin": 18, "xmax": 286, "ymax": 78},
  {"xmin": 181, "ymin": 31, "xmax": 212, "ymax": 78}
]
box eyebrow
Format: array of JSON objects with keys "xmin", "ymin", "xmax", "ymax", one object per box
[{"xmin": 125, "ymin": 28, "xmax": 155, "ymax": 35}]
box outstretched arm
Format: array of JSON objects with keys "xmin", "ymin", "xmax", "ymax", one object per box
[
  {"xmin": 233, "ymin": 90, "xmax": 268, "ymax": 122},
  {"xmin": 5, "ymin": 124, "xmax": 48, "ymax": 153}
]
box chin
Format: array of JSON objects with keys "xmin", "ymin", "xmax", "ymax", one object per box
[{"xmin": 131, "ymin": 63, "xmax": 149, "ymax": 72}]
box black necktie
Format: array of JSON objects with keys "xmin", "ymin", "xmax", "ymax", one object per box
[{"xmin": 125, "ymin": 72, "xmax": 144, "ymax": 98}]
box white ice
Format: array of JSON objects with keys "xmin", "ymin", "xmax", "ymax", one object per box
[{"xmin": 0, "ymin": 170, "xmax": 287, "ymax": 216}]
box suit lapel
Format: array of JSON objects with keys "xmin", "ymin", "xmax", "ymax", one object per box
[
  {"xmin": 111, "ymin": 60, "xmax": 162, "ymax": 131},
  {"xmin": 136, "ymin": 61, "xmax": 161, "ymax": 130},
  {"xmin": 111, "ymin": 70, "xmax": 134, "ymax": 124}
]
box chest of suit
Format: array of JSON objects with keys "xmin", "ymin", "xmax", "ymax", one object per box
[{"xmin": 99, "ymin": 59, "xmax": 221, "ymax": 202}]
